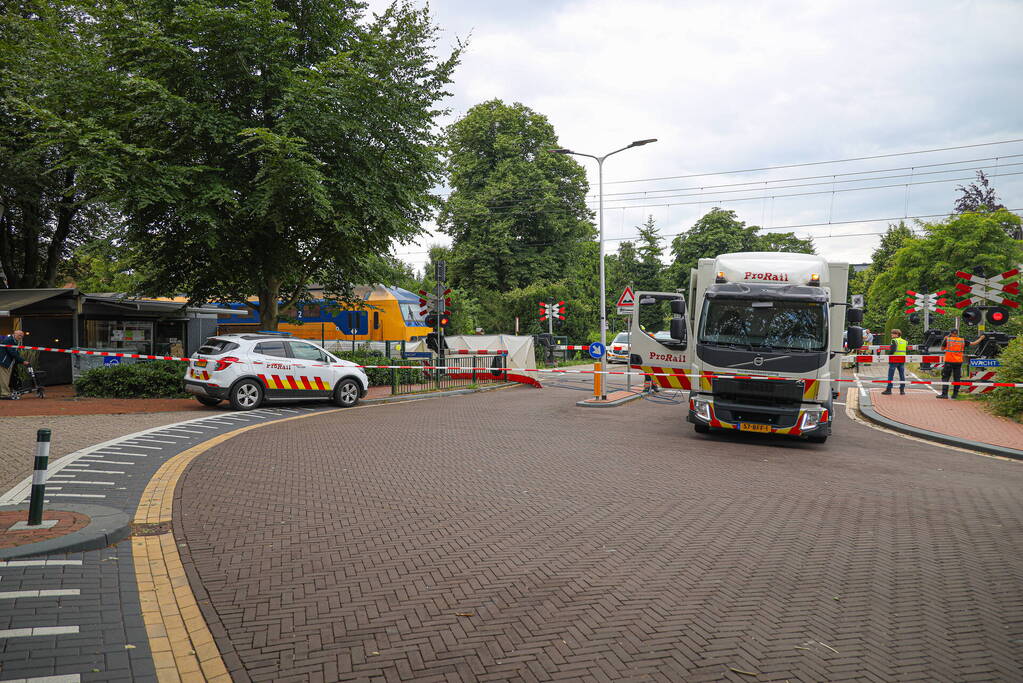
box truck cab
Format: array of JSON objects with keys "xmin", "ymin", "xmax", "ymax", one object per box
[{"xmin": 685, "ymin": 252, "xmax": 856, "ymax": 443}]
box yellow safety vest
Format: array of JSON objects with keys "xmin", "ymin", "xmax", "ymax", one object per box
[{"xmin": 892, "ymin": 337, "xmax": 908, "ymax": 356}]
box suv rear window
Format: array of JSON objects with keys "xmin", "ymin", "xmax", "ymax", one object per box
[
  {"xmin": 197, "ymin": 339, "xmax": 240, "ymax": 355},
  {"xmin": 255, "ymin": 340, "xmax": 290, "ymax": 358}
]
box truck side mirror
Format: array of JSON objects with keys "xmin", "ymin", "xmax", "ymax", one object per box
[
  {"xmin": 846, "ymin": 326, "xmax": 863, "ymax": 350},
  {"xmin": 670, "ymin": 299, "xmax": 686, "ymax": 315},
  {"xmin": 670, "ymin": 318, "xmax": 687, "ymax": 343},
  {"xmin": 847, "ymin": 307, "xmax": 863, "ymax": 324}
]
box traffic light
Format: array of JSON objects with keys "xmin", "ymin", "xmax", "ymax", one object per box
[
  {"xmin": 908, "ymin": 312, "xmax": 920, "ymax": 325},
  {"xmin": 987, "ymin": 307, "xmax": 1009, "ymax": 326},
  {"xmin": 425, "ymin": 332, "xmax": 439, "ymax": 353},
  {"xmin": 962, "ymin": 307, "xmax": 983, "ymax": 326}
]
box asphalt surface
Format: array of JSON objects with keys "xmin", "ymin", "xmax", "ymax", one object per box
[{"xmin": 173, "ymin": 381, "xmax": 1023, "ymax": 682}]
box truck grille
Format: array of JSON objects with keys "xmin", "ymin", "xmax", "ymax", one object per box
[{"xmin": 712, "ymin": 377, "xmax": 804, "ymax": 407}]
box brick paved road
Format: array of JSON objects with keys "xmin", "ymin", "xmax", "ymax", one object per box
[{"xmin": 177, "ymin": 384, "xmax": 1023, "ymax": 682}]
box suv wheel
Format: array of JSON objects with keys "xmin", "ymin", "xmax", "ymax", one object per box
[
  {"xmin": 195, "ymin": 396, "xmax": 222, "ymax": 407},
  {"xmin": 230, "ymin": 380, "xmax": 263, "ymax": 410},
  {"xmin": 332, "ymin": 378, "xmax": 361, "ymax": 407}
]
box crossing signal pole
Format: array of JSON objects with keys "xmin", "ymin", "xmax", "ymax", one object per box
[{"xmin": 538, "ymin": 300, "xmax": 567, "ymax": 336}]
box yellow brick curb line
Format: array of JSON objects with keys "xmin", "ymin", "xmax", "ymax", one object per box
[{"xmin": 132, "ymin": 409, "xmax": 343, "ymax": 682}]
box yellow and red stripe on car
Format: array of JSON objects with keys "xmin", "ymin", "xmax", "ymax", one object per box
[
  {"xmin": 189, "ymin": 369, "xmax": 210, "ymax": 380},
  {"xmin": 258, "ymin": 374, "xmax": 331, "ymax": 391}
]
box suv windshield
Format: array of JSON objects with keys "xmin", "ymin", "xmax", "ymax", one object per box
[{"xmin": 699, "ymin": 299, "xmax": 827, "ymax": 351}]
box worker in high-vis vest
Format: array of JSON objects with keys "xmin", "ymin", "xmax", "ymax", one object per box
[
  {"xmin": 937, "ymin": 330, "xmax": 966, "ymax": 399},
  {"xmin": 880, "ymin": 328, "xmax": 909, "ymax": 395}
]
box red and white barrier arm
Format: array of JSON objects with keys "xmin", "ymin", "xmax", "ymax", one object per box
[
  {"xmin": 5, "ymin": 344, "xmax": 1021, "ymax": 388},
  {"xmin": 553, "ymin": 345, "xmax": 590, "ymax": 351},
  {"xmin": 1, "ymin": 344, "xmax": 191, "ymax": 363},
  {"xmin": 845, "ymin": 354, "xmax": 943, "ymax": 363},
  {"xmin": 451, "ymin": 349, "xmax": 508, "ymax": 355}
]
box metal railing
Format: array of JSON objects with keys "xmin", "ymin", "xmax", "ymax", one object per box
[{"xmin": 391, "ymin": 353, "xmax": 508, "ymax": 395}]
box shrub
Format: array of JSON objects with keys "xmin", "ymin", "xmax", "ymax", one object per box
[
  {"xmin": 74, "ymin": 360, "xmax": 189, "ymax": 399},
  {"xmin": 981, "ymin": 335, "xmax": 1023, "ymax": 420},
  {"xmin": 333, "ymin": 351, "xmax": 428, "ymax": 387}
]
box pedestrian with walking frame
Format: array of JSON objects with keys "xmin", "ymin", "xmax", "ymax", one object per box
[
  {"xmin": 0, "ymin": 330, "xmax": 30, "ymax": 400},
  {"xmin": 936, "ymin": 327, "xmax": 965, "ymax": 399},
  {"xmin": 880, "ymin": 328, "xmax": 908, "ymax": 395}
]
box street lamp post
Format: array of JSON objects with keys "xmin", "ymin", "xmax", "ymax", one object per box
[{"xmin": 552, "ymin": 139, "xmax": 657, "ymax": 399}]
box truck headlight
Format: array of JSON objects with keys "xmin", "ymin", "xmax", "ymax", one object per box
[
  {"xmin": 801, "ymin": 410, "xmax": 824, "ymax": 430},
  {"xmin": 692, "ymin": 397, "xmax": 712, "ymax": 421}
]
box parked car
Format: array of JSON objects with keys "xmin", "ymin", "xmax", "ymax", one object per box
[
  {"xmin": 608, "ymin": 332, "xmax": 631, "ymax": 364},
  {"xmin": 183, "ymin": 334, "xmax": 369, "ymax": 410}
]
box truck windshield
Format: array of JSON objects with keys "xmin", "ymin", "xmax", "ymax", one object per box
[{"xmin": 699, "ymin": 299, "xmax": 827, "ymax": 351}]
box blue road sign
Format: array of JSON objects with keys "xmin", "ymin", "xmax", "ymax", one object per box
[
  {"xmin": 103, "ymin": 356, "xmax": 121, "ymax": 366},
  {"xmin": 969, "ymin": 358, "xmax": 1001, "ymax": 367},
  {"xmin": 403, "ymin": 352, "xmax": 433, "ymax": 359},
  {"xmin": 588, "ymin": 342, "xmax": 605, "ymax": 359}
]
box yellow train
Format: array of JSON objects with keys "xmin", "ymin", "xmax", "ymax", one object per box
[{"xmin": 207, "ymin": 285, "xmax": 433, "ymax": 342}]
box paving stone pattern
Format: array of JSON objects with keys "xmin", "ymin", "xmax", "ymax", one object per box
[
  {"xmin": 870, "ymin": 390, "xmax": 1023, "ymax": 451},
  {"xmin": 177, "ymin": 386, "xmax": 1023, "ymax": 682},
  {"xmin": 0, "ymin": 412, "xmax": 203, "ymax": 495}
]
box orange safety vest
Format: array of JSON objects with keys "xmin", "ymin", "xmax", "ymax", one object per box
[{"xmin": 944, "ymin": 335, "xmax": 965, "ymax": 363}]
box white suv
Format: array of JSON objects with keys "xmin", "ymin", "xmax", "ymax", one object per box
[{"xmin": 183, "ymin": 334, "xmax": 370, "ymax": 410}]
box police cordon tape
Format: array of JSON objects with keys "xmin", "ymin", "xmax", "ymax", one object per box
[{"xmin": 3, "ymin": 343, "xmax": 1022, "ymax": 389}]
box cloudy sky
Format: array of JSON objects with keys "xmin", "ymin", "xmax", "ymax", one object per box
[{"xmin": 368, "ymin": 0, "xmax": 1023, "ymax": 273}]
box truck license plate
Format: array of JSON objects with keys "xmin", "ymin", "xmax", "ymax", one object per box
[{"xmin": 740, "ymin": 423, "xmax": 771, "ymax": 433}]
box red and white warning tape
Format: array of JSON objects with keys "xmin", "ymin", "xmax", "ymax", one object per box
[
  {"xmin": 451, "ymin": 349, "xmax": 508, "ymax": 355},
  {"xmin": 553, "ymin": 345, "xmax": 590, "ymax": 351},
  {"xmin": 4, "ymin": 344, "xmax": 1021, "ymax": 389},
  {"xmin": 846, "ymin": 354, "xmax": 942, "ymax": 364}
]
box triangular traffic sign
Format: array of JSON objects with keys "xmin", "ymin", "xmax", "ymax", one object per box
[{"xmin": 616, "ymin": 286, "xmax": 636, "ymax": 307}]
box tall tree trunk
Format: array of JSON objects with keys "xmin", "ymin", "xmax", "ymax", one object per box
[
  {"xmin": 258, "ymin": 278, "xmax": 281, "ymax": 330},
  {"xmin": 42, "ymin": 170, "xmax": 78, "ymax": 287}
]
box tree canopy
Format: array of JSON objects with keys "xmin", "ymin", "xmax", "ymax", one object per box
[
  {"xmin": 93, "ymin": 0, "xmax": 460, "ymax": 328},
  {"xmin": 439, "ymin": 99, "xmax": 594, "ymax": 294}
]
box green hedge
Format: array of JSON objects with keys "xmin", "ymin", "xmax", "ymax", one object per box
[
  {"xmin": 74, "ymin": 360, "xmax": 189, "ymax": 399},
  {"xmin": 980, "ymin": 336, "xmax": 1023, "ymax": 420},
  {"xmin": 333, "ymin": 351, "xmax": 428, "ymax": 386}
]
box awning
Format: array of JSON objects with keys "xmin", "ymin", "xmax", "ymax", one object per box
[{"xmin": 0, "ymin": 289, "xmax": 78, "ymax": 315}]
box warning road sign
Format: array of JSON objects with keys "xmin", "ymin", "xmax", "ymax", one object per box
[{"xmin": 616, "ymin": 286, "xmax": 635, "ymax": 315}]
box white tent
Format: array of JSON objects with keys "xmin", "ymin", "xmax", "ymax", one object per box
[{"xmin": 424, "ymin": 334, "xmax": 541, "ymax": 387}]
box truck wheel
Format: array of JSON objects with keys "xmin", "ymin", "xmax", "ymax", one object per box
[
  {"xmin": 332, "ymin": 378, "xmax": 361, "ymax": 407},
  {"xmin": 229, "ymin": 380, "xmax": 263, "ymax": 410},
  {"xmin": 806, "ymin": 434, "xmax": 828, "ymax": 444},
  {"xmin": 195, "ymin": 396, "xmax": 222, "ymax": 407},
  {"xmin": 693, "ymin": 423, "xmax": 710, "ymax": 434}
]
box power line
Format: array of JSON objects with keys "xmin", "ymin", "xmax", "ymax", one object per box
[
  {"xmin": 391, "ymin": 208, "xmax": 1021, "ymax": 258},
  {"xmin": 603, "ymin": 138, "xmax": 1023, "ymax": 185}
]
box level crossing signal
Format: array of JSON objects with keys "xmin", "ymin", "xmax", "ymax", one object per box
[
  {"xmin": 954, "ymin": 265, "xmax": 1020, "ymax": 327},
  {"xmin": 538, "ymin": 301, "xmax": 566, "ymax": 322},
  {"xmin": 419, "ymin": 288, "xmax": 452, "ymax": 318},
  {"xmin": 904, "ymin": 290, "xmax": 946, "ymax": 315}
]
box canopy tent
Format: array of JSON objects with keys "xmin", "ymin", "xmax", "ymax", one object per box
[{"xmin": 443, "ymin": 334, "xmax": 541, "ymax": 388}]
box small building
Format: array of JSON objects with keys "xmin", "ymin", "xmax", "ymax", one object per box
[{"xmin": 0, "ymin": 289, "xmax": 241, "ymax": 384}]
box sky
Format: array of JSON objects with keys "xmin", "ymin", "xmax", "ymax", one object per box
[{"xmin": 366, "ymin": 0, "xmax": 1023, "ymax": 274}]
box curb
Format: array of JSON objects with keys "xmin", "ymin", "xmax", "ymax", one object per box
[
  {"xmin": 0, "ymin": 503, "xmax": 131, "ymax": 559},
  {"xmin": 857, "ymin": 389, "xmax": 1023, "ymax": 461},
  {"xmin": 576, "ymin": 391, "xmax": 645, "ymax": 408},
  {"xmin": 362, "ymin": 381, "xmax": 520, "ymax": 406}
]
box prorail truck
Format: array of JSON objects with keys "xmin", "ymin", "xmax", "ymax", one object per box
[{"xmin": 627, "ymin": 252, "xmax": 863, "ymax": 444}]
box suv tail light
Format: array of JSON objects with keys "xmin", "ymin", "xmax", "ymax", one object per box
[{"xmin": 213, "ymin": 356, "xmax": 240, "ymax": 372}]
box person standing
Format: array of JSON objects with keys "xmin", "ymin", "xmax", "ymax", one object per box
[
  {"xmin": 936, "ymin": 328, "xmax": 965, "ymax": 399},
  {"xmin": 0, "ymin": 330, "xmax": 30, "ymax": 399},
  {"xmin": 880, "ymin": 328, "xmax": 908, "ymax": 395}
]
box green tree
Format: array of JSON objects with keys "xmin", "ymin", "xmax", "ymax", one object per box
[
  {"xmin": 850, "ymin": 221, "xmax": 915, "ymax": 331},
  {"xmin": 0, "ymin": 2, "xmax": 164, "ymax": 288},
  {"xmin": 439, "ymin": 99, "xmax": 594, "ymax": 293},
  {"xmin": 868, "ymin": 210, "xmax": 1023, "ymax": 335},
  {"xmin": 97, "ymin": 0, "xmax": 459, "ymax": 329}
]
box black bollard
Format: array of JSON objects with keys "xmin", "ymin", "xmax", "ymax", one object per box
[{"xmin": 27, "ymin": 429, "xmax": 51, "ymax": 526}]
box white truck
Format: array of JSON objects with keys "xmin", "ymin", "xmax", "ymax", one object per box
[{"xmin": 628, "ymin": 252, "xmax": 862, "ymax": 443}]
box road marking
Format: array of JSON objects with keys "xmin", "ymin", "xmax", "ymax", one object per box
[
  {"xmin": 75, "ymin": 459, "xmax": 135, "ymax": 465},
  {"xmin": 0, "ymin": 560, "xmax": 82, "ymax": 567},
  {"xmin": 49, "ymin": 493, "xmax": 106, "ymax": 499},
  {"xmin": 157, "ymin": 428, "xmax": 203, "ymax": 434},
  {"xmin": 0, "ymin": 626, "xmax": 79, "ymax": 638},
  {"xmin": 60, "ymin": 468, "xmax": 125, "ymax": 475},
  {"xmin": 92, "ymin": 451, "xmax": 148, "ymax": 457},
  {"xmin": 0, "ymin": 674, "xmax": 81, "ymax": 682},
  {"xmin": 47, "ymin": 480, "xmax": 116, "ymax": 486},
  {"xmin": 908, "ymin": 370, "xmax": 940, "ymax": 394},
  {"xmin": 0, "ymin": 589, "xmax": 80, "ymax": 599},
  {"xmin": 109, "ymin": 444, "xmax": 162, "ymax": 450},
  {"xmin": 132, "ymin": 438, "xmax": 179, "ymax": 444}
]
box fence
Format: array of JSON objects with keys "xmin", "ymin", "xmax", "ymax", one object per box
[{"xmin": 391, "ymin": 353, "xmax": 507, "ymax": 395}]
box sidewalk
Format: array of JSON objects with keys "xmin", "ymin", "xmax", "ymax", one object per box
[{"xmin": 854, "ymin": 363, "xmax": 1023, "ymax": 458}]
